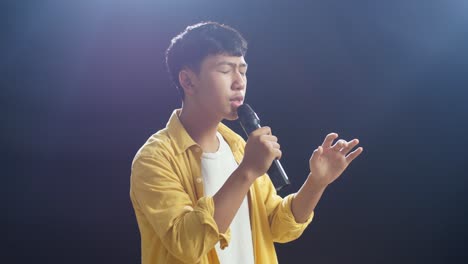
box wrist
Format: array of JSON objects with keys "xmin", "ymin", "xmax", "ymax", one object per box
[
  {"xmin": 236, "ymin": 163, "xmax": 258, "ymax": 183},
  {"xmin": 305, "ymin": 172, "xmax": 328, "ymax": 193}
]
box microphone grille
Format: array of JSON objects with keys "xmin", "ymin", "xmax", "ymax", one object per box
[{"xmin": 237, "ymin": 104, "xmax": 260, "ymax": 125}]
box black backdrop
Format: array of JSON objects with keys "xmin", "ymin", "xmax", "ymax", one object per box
[{"xmin": 3, "ymin": 0, "xmax": 468, "ymax": 263}]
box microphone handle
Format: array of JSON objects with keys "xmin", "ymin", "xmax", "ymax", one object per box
[{"xmin": 267, "ymin": 159, "xmax": 290, "ymax": 191}]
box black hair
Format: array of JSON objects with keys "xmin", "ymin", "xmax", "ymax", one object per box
[{"xmin": 165, "ymin": 21, "xmax": 248, "ymax": 100}]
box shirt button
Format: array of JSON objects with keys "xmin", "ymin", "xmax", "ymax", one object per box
[{"xmin": 196, "ymin": 177, "xmax": 202, "ymax": 184}]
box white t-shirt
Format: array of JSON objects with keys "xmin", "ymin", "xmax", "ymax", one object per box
[{"xmin": 201, "ymin": 132, "xmax": 255, "ymax": 264}]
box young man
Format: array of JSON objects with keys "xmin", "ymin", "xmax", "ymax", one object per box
[{"xmin": 130, "ymin": 22, "xmax": 363, "ymax": 264}]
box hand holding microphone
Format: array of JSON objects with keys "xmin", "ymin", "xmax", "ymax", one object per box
[
  {"xmin": 239, "ymin": 126, "xmax": 281, "ymax": 178},
  {"xmin": 237, "ymin": 104, "xmax": 290, "ymax": 191}
]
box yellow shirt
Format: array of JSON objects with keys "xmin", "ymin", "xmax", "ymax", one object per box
[{"xmin": 130, "ymin": 109, "xmax": 313, "ymax": 264}]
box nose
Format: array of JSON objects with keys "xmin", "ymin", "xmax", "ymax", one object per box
[{"xmin": 232, "ymin": 71, "xmax": 246, "ymax": 90}]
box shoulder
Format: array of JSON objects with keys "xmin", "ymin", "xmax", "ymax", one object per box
[
  {"xmin": 132, "ymin": 128, "xmax": 174, "ymax": 166},
  {"xmin": 130, "ymin": 128, "xmax": 183, "ymax": 187}
]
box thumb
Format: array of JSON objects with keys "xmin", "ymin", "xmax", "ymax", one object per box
[{"xmin": 311, "ymin": 146, "xmax": 322, "ymax": 163}]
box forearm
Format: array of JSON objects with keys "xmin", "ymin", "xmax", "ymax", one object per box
[
  {"xmin": 291, "ymin": 173, "xmax": 327, "ymax": 223},
  {"xmin": 213, "ymin": 164, "xmax": 256, "ymax": 233}
]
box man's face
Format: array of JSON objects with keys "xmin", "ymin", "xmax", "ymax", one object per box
[{"xmin": 190, "ymin": 54, "xmax": 247, "ymax": 121}]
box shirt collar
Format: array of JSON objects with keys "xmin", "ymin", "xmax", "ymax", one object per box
[{"xmin": 166, "ymin": 109, "xmax": 242, "ymax": 155}]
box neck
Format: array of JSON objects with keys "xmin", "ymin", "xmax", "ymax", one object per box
[{"xmin": 178, "ymin": 104, "xmax": 221, "ymax": 153}]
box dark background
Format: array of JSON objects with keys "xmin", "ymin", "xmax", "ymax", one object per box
[{"xmin": 3, "ymin": 0, "xmax": 468, "ymax": 263}]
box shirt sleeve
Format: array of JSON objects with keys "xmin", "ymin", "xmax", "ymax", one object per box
[
  {"xmin": 130, "ymin": 153, "xmax": 231, "ymax": 263},
  {"xmin": 259, "ymin": 174, "xmax": 314, "ymax": 243}
]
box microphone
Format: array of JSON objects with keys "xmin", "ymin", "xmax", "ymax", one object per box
[{"xmin": 237, "ymin": 104, "xmax": 290, "ymax": 191}]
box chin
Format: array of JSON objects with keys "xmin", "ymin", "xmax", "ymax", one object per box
[
  {"xmin": 224, "ymin": 110, "xmax": 239, "ymax": 121},
  {"xmin": 224, "ymin": 115, "xmax": 239, "ymax": 121}
]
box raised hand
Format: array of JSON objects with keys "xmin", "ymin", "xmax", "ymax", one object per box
[{"xmin": 308, "ymin": 133, "xmax": 363, "ymax": 188}]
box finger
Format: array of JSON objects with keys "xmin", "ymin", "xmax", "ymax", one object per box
[
  {"xmin": 322, "ymin": 133, "xmax": 339, "ymax": 148},
  {"xmin": 345, "ymin": 147, "xmax": 363, "ymax": 163},
  {"xmin": 261, "ymin": 134, "xmax": 278, "ymax": 142},
  {"xmin": 273, "ymin": 149, "xmax": 282, "ymax": 160},
  {"xmin": 341, "ymin": 139, "xmax": 359, "ymax": 154},
  {"xmin": 252, "ymin": 126, "xmax": 271, "ymax": 136},
  {"xmin": 270, "ymin": 142, "xmax": 280, "ymax": 149},
  {"xmin": 261, "ymin": 126, "xmax": 271, "ymax": 135},
  {"xmin": 331, "ymin": 139, "xmax": 347, "ymax": 151}
]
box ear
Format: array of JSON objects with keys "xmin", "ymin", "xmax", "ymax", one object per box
[{"xmin": 178, "ymin": 69, "xmax": 197, "ymax": 96}]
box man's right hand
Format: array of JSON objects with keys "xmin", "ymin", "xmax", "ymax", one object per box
[{"xmin": 238, "ymin": 126, "xmax": 282, "ymax": 180}]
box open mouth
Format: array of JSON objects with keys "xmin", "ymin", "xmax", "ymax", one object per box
[
  {"xmin": 230, "ymin": 100, "xmax": 243, "ymax": 108},
  {"xmin": 230, "ymin": 96, "xmax": 244, "ymax": 108},
  {"xmin": 230, "ymin": 94, "xmax": 244, "ymax": 105}
]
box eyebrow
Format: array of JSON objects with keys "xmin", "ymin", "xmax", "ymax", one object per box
[{"xmin": 215, "ymin": 61, "xmax": 248, "ymax": 68}]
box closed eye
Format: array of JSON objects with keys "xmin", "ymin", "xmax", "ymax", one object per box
[{"xmin": 218, "ymin": 69, "xmax": 246, "ymax": 76}]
